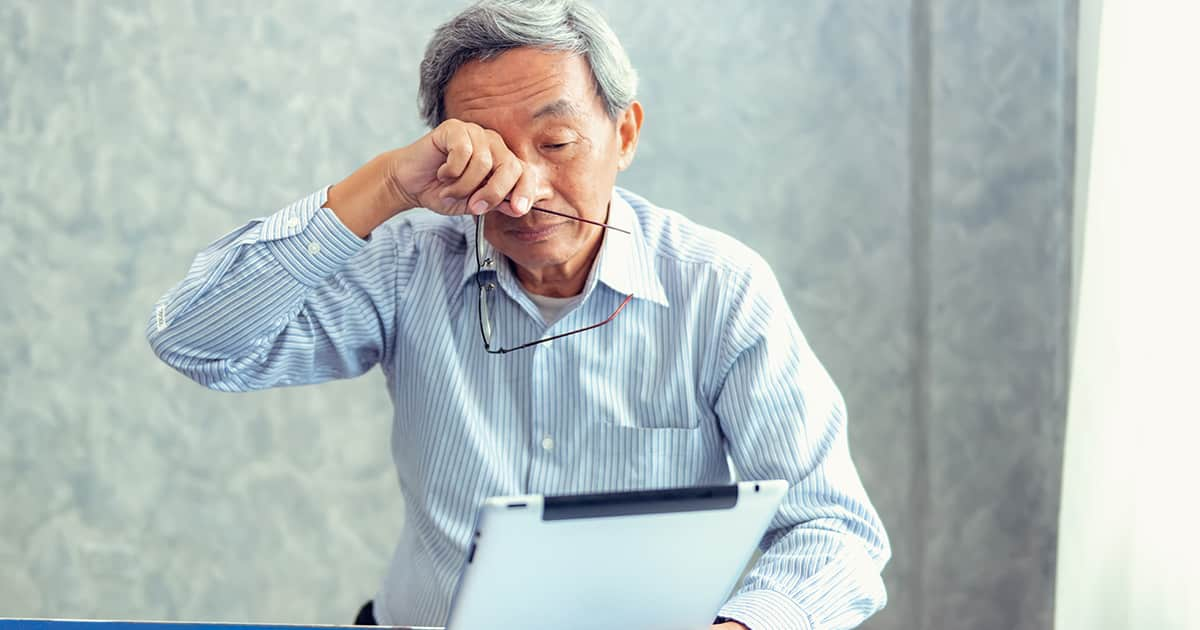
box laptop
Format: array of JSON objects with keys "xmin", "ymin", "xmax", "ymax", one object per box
[{"xmin": 445, "ymin": 480, "xmax": 789, "ymax": 630}]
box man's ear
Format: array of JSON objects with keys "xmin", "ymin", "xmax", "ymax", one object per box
[{"xmin": 616, "ymin": 101, "xmax": 644, "ymax": 171}]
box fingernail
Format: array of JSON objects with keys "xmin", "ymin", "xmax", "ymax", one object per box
[
  {"xmin": 515, "ymin": 197, "xmax": 529, "ymax": 214},
  {"xmin": 471, "ymin": 200, "xmax": 488, "ymax": 214}
]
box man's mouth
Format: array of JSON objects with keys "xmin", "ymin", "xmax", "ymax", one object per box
[{"xmin": 505, "ymin": 222, "xmax": 566, "ymax": 242}]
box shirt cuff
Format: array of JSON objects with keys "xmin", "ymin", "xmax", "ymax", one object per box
[
  {"xmin": 261, "ymin": 185, "xmax": 369, "ymax": 286},
  {"xmin": 718, "ymin": 589, "xmax": 814, "ymax": 630}
]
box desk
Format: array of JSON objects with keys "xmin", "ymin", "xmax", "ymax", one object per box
[{"xmin": 0, "ymin": 621, "xmax": 443, "ymax": 630}]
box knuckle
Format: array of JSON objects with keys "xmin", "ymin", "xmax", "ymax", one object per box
[
  {"xmin": 491, "ymin": 159, "xmax": 514, "ymax": 179},
  {"xmin": 453, "ymin": 131, "xmax": 474, "ymax": 152},
  {"xmin": 440, "ymin": 121, "xmax": 465, "ymax": 146},
  {"xmin": 480, "ymin": 187, "xmax": 503, "ymax": 203},
  {"xmin": 445, "ymin": 142, "xmax": 470, "ymax": 161},
  {"xmin": 465, "ymin": 122, "xmax": 486, "ymax": 138}
]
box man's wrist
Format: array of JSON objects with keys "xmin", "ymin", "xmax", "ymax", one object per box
[{"xmin": 323, "ymin": 151, "xmax": 408, "ymax": 238}]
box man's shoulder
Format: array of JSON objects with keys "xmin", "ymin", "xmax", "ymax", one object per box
[{"xmin": 618, "ymin": 187, "xmax": 765, "ymax": 277}]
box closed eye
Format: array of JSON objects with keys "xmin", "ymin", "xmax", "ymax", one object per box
[{"xmin": 543, "ymin": 142, "xmax": 572, "ymax": 151}]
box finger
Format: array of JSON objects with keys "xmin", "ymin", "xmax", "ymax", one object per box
[
  {"xmin": 499, "ymin": 165, "xmax": 537, "ymax": 217},
  {"xmin": 435, "ymin": 124, "xmax": 473, "ymax": 181},
  {"xmin": 429, "ymin": 193, "xmax": 469, "ymax": 216},
  {"xmin": 439, "ymin": 147, "xmax": 495, "ymax": 206},
  {"xmin": 468, "ymin": 158, "xmax": 523, "ymax": 216},
  {"xmin": 440, "ymin": 126, "xmax": 496, "ymax": 201}
]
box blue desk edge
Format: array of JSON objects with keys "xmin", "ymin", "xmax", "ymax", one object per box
[{"xmin": 0, "ymin": 620, "xmax": 442, "ymax": 630}]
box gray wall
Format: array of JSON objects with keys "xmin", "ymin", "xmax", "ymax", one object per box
[{"xmin": 0, "ymin": 1, "xmax": 1073, "ymax": 628}]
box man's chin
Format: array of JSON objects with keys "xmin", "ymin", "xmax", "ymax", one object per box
[{"xmin": 505, "ymin": 251, "xmax": 568, "ymax": 273}]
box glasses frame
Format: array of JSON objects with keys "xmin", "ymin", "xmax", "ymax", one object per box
[{"xmin": 475, "ymin": 208, "xmax": 633, "ymax": 355}]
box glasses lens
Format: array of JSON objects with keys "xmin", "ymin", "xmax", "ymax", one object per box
[
  {"xmin": 478, "ymin": 284, "xmax": 493, "ymax": 348},
  {"xmin": 476, "ymin": 214, "xmax": 494, "ymax": 349},
  {"xmin": 476, "ymin": 215, "xmax": 487, "ymax": 266}
]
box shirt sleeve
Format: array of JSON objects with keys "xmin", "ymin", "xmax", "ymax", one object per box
[
  {"xmin": 146, "ymin": 185, "xmax": 408, "ymax": 391},
  {"xmin": 712, "ymin": 254, "xmax": 892, "ymax": 630}
]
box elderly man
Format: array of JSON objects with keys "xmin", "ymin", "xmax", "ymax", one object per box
[{"xmin": 147, "ymin": 1, "xmax": 890, "ymax": 628}]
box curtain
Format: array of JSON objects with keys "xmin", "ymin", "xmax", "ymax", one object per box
[{"xmin": 1055, "ymin": 1, "xmax": 1200, "ymax": 628}]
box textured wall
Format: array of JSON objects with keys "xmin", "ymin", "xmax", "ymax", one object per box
[{"xmin": 0, "ymin": 1, "xmax": 1073, "ymax": 628}]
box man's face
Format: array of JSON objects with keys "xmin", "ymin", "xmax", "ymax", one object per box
[{"xmin": 443, "ymin": 48, "xmax": 640, "ymax": 279}]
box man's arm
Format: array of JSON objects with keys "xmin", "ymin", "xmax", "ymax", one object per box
[
  {"xmin": 145, "ymin": 182, "xmax": 405, "ymax": 391},
  {"xmin": 710, "ymin": 254, "xmax": 891, "ymax": 630},
  {"xmin": 146, "ymin": 119, "xmax": 540, "ymax": 390}
]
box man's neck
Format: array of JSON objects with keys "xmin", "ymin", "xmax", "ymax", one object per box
[{"xmin": 512, "ymin": 227, "xmax": 604, "ymax": 297}]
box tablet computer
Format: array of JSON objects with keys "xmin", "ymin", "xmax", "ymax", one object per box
[{"xmin": 445, "ymin": 480, "xmax": 788, "ymax": 630}]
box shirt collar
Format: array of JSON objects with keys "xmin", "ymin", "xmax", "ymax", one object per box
[{"xmin": 459, "ymin": 187, "xmax": 669, "ymax": 308}]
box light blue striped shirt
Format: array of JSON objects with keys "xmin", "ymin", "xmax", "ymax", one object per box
[{"xmin": 147, "ymin": 185, "xmax": 890, "ymax": 630}]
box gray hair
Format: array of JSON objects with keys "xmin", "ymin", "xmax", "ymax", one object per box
[{"xmin": 418, "ymin": 0, "xmax": 638, "ymax": 128}]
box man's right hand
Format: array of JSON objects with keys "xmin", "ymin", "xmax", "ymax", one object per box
[
  {"xmin": 324, "ymin": 119, "xmax": 535, "ymax": 238},
  {"xmin": 390, "ymin": 118, "xmax": 537, "ymax": 219}
]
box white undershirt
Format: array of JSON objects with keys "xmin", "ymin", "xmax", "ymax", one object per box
[
  {"xmin": 515, "ymin": 228, "xmax": 607, "ymax": 326},
  {"xmin": 516, "ymin": 227, "xmax": 608, "ymax": 326},
  {"xmin": 524, "ymin": 290, "xmax": 584, "ymax": 326}
]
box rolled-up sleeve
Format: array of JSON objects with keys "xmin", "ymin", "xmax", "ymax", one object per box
[
  {"xmin": 713, "ymin": 255, "xmax": 891, "ymax": 630},
  {"xmin": 146, "ymin": 185, "xmax": 408, "ymax": 391}
]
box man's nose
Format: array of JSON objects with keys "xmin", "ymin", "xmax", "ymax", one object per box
[{"xmin": 518, "ymin": 156, "xmax": 555, "ymax": 207}]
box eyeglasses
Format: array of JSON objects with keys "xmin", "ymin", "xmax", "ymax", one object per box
[{"xmin": 475, "ymin": 206, "xmax": 633, "ymax": 354}]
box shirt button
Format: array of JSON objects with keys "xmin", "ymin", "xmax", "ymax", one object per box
[
  {"xmin": 307, "ymin": 241, "xmax": 321, "ymax": 255},
  {"xmin": 287, "ymin": 217, "xmax": 301, "ymax": 229},
  {"xmin": 541, "ymin": 435, "xmax": 555, "ymax": 451}
]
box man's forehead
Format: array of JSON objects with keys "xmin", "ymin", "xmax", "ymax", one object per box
[
  {"xmin": 531, "ymin": 98, "xmax": 585, "ymax": 120},
  {"xmin": 444, "ymin": 49, "xmax": 594, "ymax": 120}
]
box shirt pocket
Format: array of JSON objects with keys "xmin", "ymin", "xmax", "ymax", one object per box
[{"xmin": 582, "ymin": 423, "xmax": 709, "ymax": 492}]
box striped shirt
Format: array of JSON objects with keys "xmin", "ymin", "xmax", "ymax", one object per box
[{"xmin": 147, "ymin": 185, "xmax": 891, "ymax": 630}]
